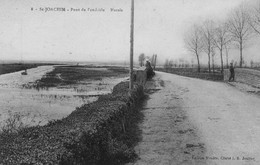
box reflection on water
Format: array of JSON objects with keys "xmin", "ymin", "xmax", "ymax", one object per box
[{"xmin": 0, "ymin": 66, "xmax": 128, "ymax": 128}]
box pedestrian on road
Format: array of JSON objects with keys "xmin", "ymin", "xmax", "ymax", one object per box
[{"xmin": 229, "ymin": 63, "xmax": 235, "ymax": 82}]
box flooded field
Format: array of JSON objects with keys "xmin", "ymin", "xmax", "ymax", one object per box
[{"xmin": 0, "ymin": 65, "xmax": 128, "ymax": 128}]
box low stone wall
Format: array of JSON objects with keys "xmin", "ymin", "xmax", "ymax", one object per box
[
  {"xmin": 133, "ymin": 67, "xmax": 147, "ymax": 85},
  {"xmin": 224, "ymin": 68, "xmax": 260, "ymax": 88}
]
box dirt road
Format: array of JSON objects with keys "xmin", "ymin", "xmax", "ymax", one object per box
[{"xmin": 133, "ymin": 71, "xmax": 260, "ymax": 165}]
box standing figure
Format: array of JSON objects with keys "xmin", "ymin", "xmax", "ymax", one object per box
[
  {"xmin": 145, "ymin": 60, "xmax": 155, "ymax": 79},
  {"xmin": 229, "ymin": 63, "xmax": 235, "ymax": 82}
]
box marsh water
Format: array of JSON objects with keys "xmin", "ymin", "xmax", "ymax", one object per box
[{"xmin": 0, "ymin": 66, "xmax": 127, "ymax": 127}]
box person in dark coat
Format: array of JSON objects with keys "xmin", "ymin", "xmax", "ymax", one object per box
[
  {"xmin": 145, "ymin": 60, "xmax": 155, "ymax": 79},
  {"xmin": 229, "ymin": 63, "xmax": 235, "ymax": 82}
]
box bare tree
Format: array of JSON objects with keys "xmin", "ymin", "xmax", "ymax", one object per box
[
  {"xmin": 249, "ymin": 1, "xmax": 260, "ymax": 35},
  {"xmin": 227, "ymin": 4, "xmax": 253, "ymax": 67},
  {"xmin": 213, "ymin": 22, "xmax": 231, "ymax": 73},
  {"xmin": 138, "ymin": 53, "xmax": 145, "ymax": 67},
  {"xmin": 201, "ymin": 20, "xmax": 215, "ymax": 73},
  {"xmin": 224, "ymin": 44, "xmax": 231, "ymax": 68},
  {"xmin": 184, "ymin": 24, "xmax": 203, "ymax": 72},
  {"xmin": 211, "ymin": 46, "xmax": 216, "ymax": 73}
]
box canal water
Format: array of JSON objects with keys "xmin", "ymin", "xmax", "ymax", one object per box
[{"xmin": 0, "ymin": 66, "xmax": 127, "ymax": 128}]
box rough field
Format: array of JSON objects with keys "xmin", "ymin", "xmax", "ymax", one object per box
[
  {"xmin": 156, "ymin": 67, "xmax": 224, "ymax": 81},
  {"xmin": 251, "ymin": 67, "xmax": 260, "ymax": 71},
  {"xmin": 224, "ymin": 68, "xmax": 260, "ymax": 88}
]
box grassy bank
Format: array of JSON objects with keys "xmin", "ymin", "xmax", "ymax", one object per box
[
  {"xmin": 156, "ymin": 68, "xmax": 224, "ymax": 81},
  {"xmin": 248, "ymin": 67, "xmax": 260, "ymax": 71},
  {"xmin": 0, "ymin": 81, "xmax": 145, "ymax": 164},
  {"xmin": 0, "ymin": 63, "xmax": 57, "ymax": 75}
]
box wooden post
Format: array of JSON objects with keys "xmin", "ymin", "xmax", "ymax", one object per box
[
  {"xmin": 153, "ymin": 54, "xmax": 157, "ymax": 70},
  {"xmin": 151, "ymin": 54, "xmax": 154, "ymax": 69},
  {"xmin": 129, "ymin": 0, "xmax": 134, "ymax": 90}
]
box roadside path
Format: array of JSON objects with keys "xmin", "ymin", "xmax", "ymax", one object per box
[{"xmin": 132, "ymin": 71, "xmax": 260, "ymax": 165}]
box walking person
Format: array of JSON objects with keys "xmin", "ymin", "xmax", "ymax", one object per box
[{"xmin": 229, "ymin": 63, "xmax": 235, "ymax": 82}]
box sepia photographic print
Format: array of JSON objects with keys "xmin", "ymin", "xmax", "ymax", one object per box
[{"xmin": 0, "ymin": 0, "xmax": 260, "ymax": 164}]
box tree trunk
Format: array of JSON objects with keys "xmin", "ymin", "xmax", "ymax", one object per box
[
  {"xmin": 220, "ymin": 47, "xmax": 224, "ymax": 73},
  {"xmin": 239, "ymin": 40, "xmax": 243, "ymax": 67},
  {"xmin": 208, "ymin": 52, "xmax": 211, "ymax": 73},
  {"xmin": 212, "ymin": 54, "xmax": 215, "ymax": 73},
  {"xmin": 225, "ymin": 47, "xmax": 229, "ymax": 69},
  {"xmin": 196, "ymin": 52, "xmax": 200, "ymax": 73}
]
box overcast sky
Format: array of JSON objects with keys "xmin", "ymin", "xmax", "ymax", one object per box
[{"xmin": 1, "ymin": 0, "xmax": 257, "ymax": 64}]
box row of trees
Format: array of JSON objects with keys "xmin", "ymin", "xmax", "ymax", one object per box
[
  {"xmin": 184, "ymin": 1, "xmax": 260, "ymax": 73},
  {"xmin": 164, "ymin": 58, "xmax": 195, "ymax": 69}
]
